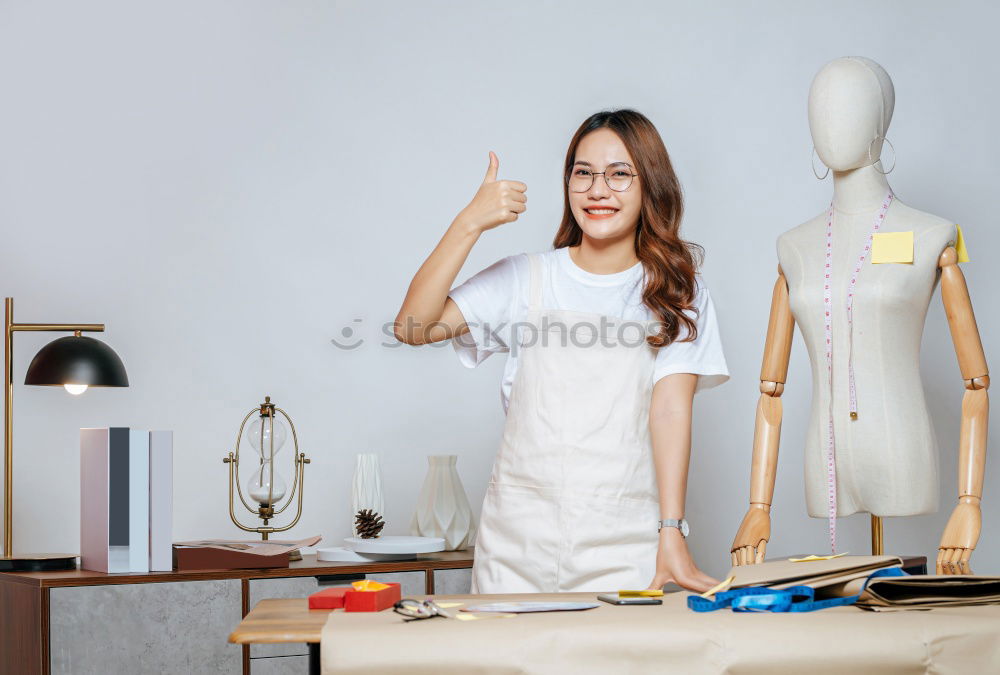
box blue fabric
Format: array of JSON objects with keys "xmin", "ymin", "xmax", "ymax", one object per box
[{"xmin": 687, "ymin": 566, "xmax": 907, "ymax": 613}]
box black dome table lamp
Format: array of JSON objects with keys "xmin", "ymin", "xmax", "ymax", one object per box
[{"xmin": 1, "ymin": 297, "xmax": 129, "ymax": 572}]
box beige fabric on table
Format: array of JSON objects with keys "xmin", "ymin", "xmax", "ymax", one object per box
[
  {"xmin": 320, "ymin": 591, "xmax": 1000, "ymax": 674},
  {"xmin": 472, "ymin": 253, "xmax": 661, "ymax": 593},
  {"xmin": 728, "ymin": 554, "xmax": 902, "ymax": 589}
]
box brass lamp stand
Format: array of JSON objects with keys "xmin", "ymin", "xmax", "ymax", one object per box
[
  {"xmin": 223, "ymin": 396, "xmax": 309, "ymax": 559},
  {"xmin": 2, "ymin": 297, "xmax": 129, "ymax": 571}
]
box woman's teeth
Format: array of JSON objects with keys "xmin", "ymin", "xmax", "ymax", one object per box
[{"xmin": 585, "ymin": 209, "xmax": 617, "ymax": 214}]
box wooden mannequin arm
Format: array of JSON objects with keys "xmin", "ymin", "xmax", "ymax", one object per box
[
  {"xmin": 937, "ymin": 246, "xmax": 990, "ymax": 574},
  {"xmin": 751, "ymin": 267, "xmax": 795, "ymax": 506},
  {"xmin": 731, "ymin": 268, "xmax": 794, "ymax": 566},
  {"xmin": 940, "ymin": 247, "xmax": 989, "ymax": 382}
]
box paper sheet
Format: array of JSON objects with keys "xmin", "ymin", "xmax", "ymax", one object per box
[
  {"xmin": 871, "ymin": 231, "xmax": 914, "ymax": 264},
  {"xmin": 173, "ymin": 535, "xmax": 321, "ymax": 556},
  {"xmin": 955, "ymin": 225, "xmax": 970, "ymax": 262}
]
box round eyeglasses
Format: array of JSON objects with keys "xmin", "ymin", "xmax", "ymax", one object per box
[
  {"xmin": 567, "ymin": 162, "xmax": 638, "ymax": 193},
  {"xmin": 393, "ymin": 598, "xmax": 455, "ymax": 622}
]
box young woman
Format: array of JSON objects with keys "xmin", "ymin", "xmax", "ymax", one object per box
[{"xmin": 395, "ymin": 109, "xmax": 728, "ymax": 593}]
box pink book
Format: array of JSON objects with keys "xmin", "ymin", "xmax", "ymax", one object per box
[
  {"xmin": 80, "ymin": 428, "xmax": 112, "ymax": 572},
  {"xmin": 80, "ymin": 428, "xmax": 134, "ymax": 573}
]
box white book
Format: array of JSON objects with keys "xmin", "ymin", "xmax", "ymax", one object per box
[
  {"xmin": 148, "ymin": 430, "xmax": 173, "ymax": 571},
  {"xmin": 128, "ymin": 429, "xmax": 150, "ymax": 573}
]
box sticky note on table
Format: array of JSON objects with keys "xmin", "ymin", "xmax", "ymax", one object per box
[
  {"xmin": 955, "ymin": 225, "xmax": 970, "ymax": 263},
  {"xmin": 788, "ymin": 552, "xmax": 849, "ymax": 562},
  {"xmin": 871, "ymin": 231, "xmax": 913, "ymax": 264}
]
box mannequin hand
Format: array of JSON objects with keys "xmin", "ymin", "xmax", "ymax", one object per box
[
  {"xmin": 730, "ymin": 504, "xmax": 770, "ymax": 566},
  {"xmin": 647, "ymin": 527, "xmax": 718, "ymax": 593},
  {"xmin": 937, "ymin": 497, "xmax": 981, "ymax": 574},
  {"xmin": 456, "ymin": 152, "xmax": 527, "ymax": 233}
]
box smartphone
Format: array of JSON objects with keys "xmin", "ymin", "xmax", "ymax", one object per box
[{"xmin": 597, "ymin": 593, "xmax": 663, "ymax": 606}]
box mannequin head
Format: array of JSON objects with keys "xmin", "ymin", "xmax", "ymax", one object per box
[{"xmin": 809, "ymin": 57, "xmax": 895, "ymax": 172}]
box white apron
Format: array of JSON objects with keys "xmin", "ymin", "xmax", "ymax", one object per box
[{"xmin": 471, "ymin": 252, "xmax": 660, "ymax": 593}]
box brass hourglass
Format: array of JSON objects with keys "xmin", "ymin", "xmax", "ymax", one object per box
[{"xmin": 223, "ymin": 396, "xmax": 309, "ymax": 556}]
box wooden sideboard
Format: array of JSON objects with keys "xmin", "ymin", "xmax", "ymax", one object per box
[{"xmin": 0, "ymin": 550, "xmax": 475, "ymax": 675}]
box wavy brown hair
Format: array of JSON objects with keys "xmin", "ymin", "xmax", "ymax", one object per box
[{"xmin": 553, "ymin": 109, "xmax": 703, "ymax": 347}]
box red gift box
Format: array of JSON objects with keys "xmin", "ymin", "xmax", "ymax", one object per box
[
  {"xmin": 308, "ymin": 587, "xmax": 351, "ymax": 610},
  {"xmin": 344, "ymin": 582, "xmax": 401, "ymax": 612}
]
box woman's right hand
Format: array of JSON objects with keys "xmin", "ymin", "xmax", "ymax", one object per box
[
  {"xmin": 457, "ymin": 152, "xmax": 527, "ymax": 233},
  {"xmin": 647, "ymin": 527, "xmax": 718, "ymax": 593}
]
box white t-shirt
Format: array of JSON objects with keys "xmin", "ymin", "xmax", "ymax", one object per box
[{"xmin": 448, "ymin": 247, "xmax": 729, "ymax": 414}]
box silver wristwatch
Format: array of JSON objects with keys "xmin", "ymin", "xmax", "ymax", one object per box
[{"xmin": 657, "ymin": 518, "xmax": 689, "ymax": 537}]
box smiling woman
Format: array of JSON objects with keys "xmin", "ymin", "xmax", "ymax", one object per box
[
  {"xmin": 557, "ymin": 112, "xmax": 701, "ymax": 349},
  {"xmin": 394, "ymin": 109, "xmax": 729, "ymax": 595}
]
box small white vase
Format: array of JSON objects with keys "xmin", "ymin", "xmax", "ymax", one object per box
[
  {"xmin": 351, "ymin": 454, "xmax": 385, "ymax": 537},
  {"xmin": 410, "ymin": 455, "xmax": 475, "ymax": 550}
]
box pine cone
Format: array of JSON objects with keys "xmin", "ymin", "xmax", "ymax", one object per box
[{"xmin": 355, "ymin": 509, "xmax": 385, "ymax": 539}]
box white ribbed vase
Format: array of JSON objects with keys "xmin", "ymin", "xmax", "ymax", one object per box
[
  {"xmin": 410, "ymin": 455, "xmax": 475, "ymax": 550},
  {"xmin": 351, "ymin": 454, "xmax": 385, "ymax": 537}
]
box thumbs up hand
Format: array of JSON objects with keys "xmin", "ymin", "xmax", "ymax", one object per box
[{"xmin": 458, "ymin": 152, "xmax": 527, "ymax": 233}]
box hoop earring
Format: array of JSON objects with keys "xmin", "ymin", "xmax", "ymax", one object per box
[
  {"xmin": 811, "ymin": 146, "xmax": 829, "ymax": 180},
  {"xmin": 868, "ymin": 135, "xmax": 896, "ymax": 175}
]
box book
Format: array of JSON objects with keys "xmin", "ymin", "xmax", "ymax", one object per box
[
  {"xmin": 148, "ymin": 431, "xmax": 173, "ymax": 572},
  {"xmin": 171, "ymin": 536, "xmax": 321, "ymax": 571},
  {"xmin": 128, "ymin": 429, "xmax": 149, "ymax": 573},
  {"xmin": 81, "ymin": 427, "xmax": 134, "ymax": 573},
  {"xmin": 107, "ymin": 427, "xmax": 130, "ymax": 572},
  {"xmin": 171, "ymin": 546, "xmax": 290, "ymax": 571},
  {"xmin": 80, "ymin": 427, "xmax": 156, "ymax": 573},
  {"xmin": 80, "ymin": 428, "xmax": 113, "ymax": 573}
]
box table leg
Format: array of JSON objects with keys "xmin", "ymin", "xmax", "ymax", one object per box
[
  {"xmin": 424, "ymin": 569, "xmax": 435, "ymax": 594},
  {"xmin": 241, "ymin": 579, "xmax": 250, "ymax": 675},
  {"xmin": 40, "ymin": 587, "xmax": 50, "ymax": 675},
  {"xmin": 309, "ymin": 643, "xmax": 320, "ymax": 675},
  {"xmin": 0, "ymin": 579, "xmax": 47, "ymax": 674}
]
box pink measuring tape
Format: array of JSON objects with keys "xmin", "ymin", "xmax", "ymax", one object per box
[{"xmin": 822, "ymin": 190, "xmax": 894, "ymax": 552}]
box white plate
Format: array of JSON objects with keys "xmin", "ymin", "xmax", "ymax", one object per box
[
  {"xmin": 316, "ymin": 546, "xmax": 416, "ymax": 562},
  {"xmin": 343, "ymin": 535, "xmax": 446, "ymax": 554}
]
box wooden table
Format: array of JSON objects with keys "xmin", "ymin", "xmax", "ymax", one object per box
[
  {"xmin": 0, "ymin": 550, "xmax": 474, "ymax": 674},
  {"xmin": 230, "ymin": 598, "xmax": 331, "ymax": 674},
  {"xmin": 229, "ymin": 556, "xmax": 936, "ymax": 674}
]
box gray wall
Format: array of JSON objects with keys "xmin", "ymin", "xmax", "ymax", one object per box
[{"xmin": 0, "ymin": 0, "xmax": 996, "ymax": 580}]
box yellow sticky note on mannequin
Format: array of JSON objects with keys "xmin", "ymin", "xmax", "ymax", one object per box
[
  {"xmin": 955, "ymin": 225, "xmax": 970, "ymax": 263},
  {"xmin": 871, "ymin": 231, "xmax": 914, "ymax": 264}
]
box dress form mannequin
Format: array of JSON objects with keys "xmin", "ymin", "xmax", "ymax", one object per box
[{"xmin": 730, "ymin": 57, "xmax": 989, "ymax": 573}]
